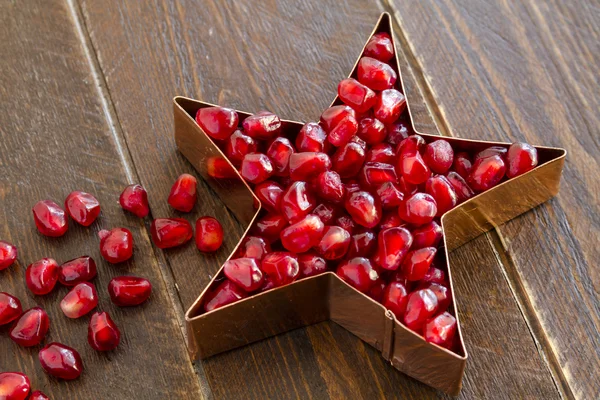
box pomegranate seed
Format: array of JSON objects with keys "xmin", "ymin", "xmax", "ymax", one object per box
[
  {"xmin": 376, "ymin": 182, "xmax": 404, "ymax": 209},
  {"xmin": 236, "ymin": 236, "xmax": 271, "ymax": 261},
  {"xmin": 320, "ymin": 105, "xmax": 358, "ymax": 147},
  {"xmin": 280, "ymin": 214, "xmax": 325, "ymax": 253},
  {"xmin": 357, "ymin": 117, "xmax": 387, "ymax": 145},
  {"xmin": 336, "ymin": 257, "xmax": 379, "ymax": 293},
  {"xmin": 39, "ymin": 343, "xmax": 83, "ymax": 380},
  {"xmin": 398, "ymin": 175, "xmax": 418, "ymax": 196},
  {"xmin": 506, "ymin": 142, "xmax": 538, "ymax": 178},
  {"xmin": 452, "ymin": 152, "xmax": 472, "ymax": 179},
  {"xmin": 266, "ymin": 137, "xmax": 294, "ymax": 176},
  {"xmin": 195, "ymin": 216, "xmax": 223, "ymax": 252},
  {"xmin": 379, "ymin": 211, "xmax": 404, "ymax": 230},
  {"xmin": 9, "ymin": 307, "xmax": 49, "ymax": 347},
  {"xmin": 344, "ymin": 191, "xmax": 382, "ymax": 228},
  {"xmin": 254, "ymin": 181, "xmax": 284, "ymax": 213},
  {"xmin": 59, "ymin": 256, "xmax": 97, "ymax": 286},
  {"xmin": 397, "ymin": 148, "xmax": 431, "ymax": 185},
  {"xmin": 446, "ymin": 172, "xmax": 475, "ymax": 204},
  {"xmin": 312, "ymin": 203, "xmax": 340, "ymax": 225},
  {"xmin": 357, "ymin": 57, "xmax": 397, "ymax": 91},
  {"xmin": 344, "ymin": 180, "xmax": 362, "ymax": 197},
  {"xmin": 32, "ymin": 200, "xmax": 68, "ymax": 237},
  {"xmin": 151, "ymin": 218, "xmax": 193, "ymax": 249},
  {"xmin": 243, "ymin": 111, "xmax": 282, "ymax": 140},
  {"xmin": 317, "ymin": 226, "xmax": 351, "ymax": 260},
  {"xmin": 424, "ymin": 140, "xmax": 454, "ymax": 174},
  {"xmin": 364, "ymin": 32, "xmax": 394, "ymax": 62},
  {"xmin": 412, "ymin": 221, "xmax": 443, "ymax": 248},
  {"xmin": 474, "ymin": 146, "xmax": 507, "ymax": 162},
  {"xmin": 298, "ymin": 252, "xmax": 328, "ymax": 278},
  {"xmin": 225, "ymin": 130, "xmax": 258, "ymax": 166},
  {"xmin": 108, "ymin": 276, "xmax": 152, "ymax": 306},
  {"xmin": 403, "ymin": 289, "xmax": 439, "ymax": 332},
  {"xmin": 241, "ymin": 153, "xmax": 274, "ymax": 184},
  {"xmin": 426, "ymin": 175, "xmax": 458, "ymax": 216},
  {"xmin": 98, "ymin": 227, "xmax": 133, "ymax": 263},
  {"xmin": 119, "ymin": 184, "xmax": 150, "ymax": 217},
  {"xmin": 347, "ymin": 230, "xmax": 377, "ymax": 258},
  {"xmin": 468, "ymin": 154, "xmax": 506, "ymax": 192},
  {"xmin": 223, "ymin": 258, "xmax": 263, "ymax": 292},
  {"xmin": 64, "ymin": 191, "xmax": 100, "ymax": 226},
  {"xmin": 25, "ymin": 258, "xmax": 59, "ymax": 295},
  {"xmin": 261, "ymin": 252, "xmax": 300, "ymax": 287},
  {"xmin": 251, "ymin": 213, "xmax": 288, "ymax": 243},
  {"xmin": 359, "ymin": 162, "xmax": 398, "ymax": 188},
  {"xmin": 332, "ymin": 141, "xmax": 366, "ymax": 178},
  {"xmin": 0, "ymin": 241, "xmax": 17, "ymax": 271},
  {"xmin": 206, "ymin": 156, "xmax": 238, "ymax": 179},
  {"xmin": 367, "ymin": 279, "xmax": 387, "ymax": 302},
  {"xmin": 419, "ymin": 282, "xmax": 452, "ymax": 312},
  {"xmin": 398, "ymin": 193, "xmax": 437, "ymax": 226},
  {"xmin": 402, "ymin": 247, "xmax": 437, "ymax": 281},
  {"xmin": 382, "ymin": 282, "xmax": 409, "ymax": 319},
  {"xmin": 195, "ymin": 106, "xmax": 238, "ymax": 140},
  {"xmin": 0, "ymin": 372, "xmax": 30, "ymax": 400},
  {"xmin": 289, "ymin": 152, "xmax": 331, "ymax": 181},
  {"xmin": 88, "ymin": 311, "xmax": 120, "ymax": 351},
  {"xmin": 30, "ymin": 390, "xmax": 49, "ymax": 400},
  {"xmin": 168, "ymin": 173, "xmax": 197, "ymax": 212},
  {"xmin": 258, "ymin": 276, "xmax": 276, "ymax": 292},
  {"xmin": 316, "ymin": 171, "xmax": 345, "ymax": 203},
  {"xmin": 350, "ymin": 135, "xmax": 368, "ymax": 149},
  {"xmin": 204, "ymin": 280, "xmax": 247, "ymax": 312},
  {"xmin": 366, "ymin": 143, "xmax": 396, "ymax": 164},
  {"xmin": 335, "ymin": 214, "xmax": 356, "ymax": 234},
  {"xmin": 374, "ymin": 227, "xmax": 412, "ymax": 270},
  {"xmin": 60, "ymin": 282, "xmax": 98, "ymax": 318},
  {"xmin": 424, "ymin": 312, "xmax": 457, "ymax": 349},
  {"xmin": 0, "ymin": 293, "xmax": 22, "ymax": 326},
  {"xmin": 386, "ymin": 120, "xmax": 412, "ymax": 145},
  {"xmin": 296, "ymin": 122, "xmax": 328, "ymax": 152},
  {"xmin": 422, "ymin": 267, "xmax": 446, "ymax": 285},
  {"xmin": 374, "ymin": 89, "xmax": 406, "ymax": 124},
  {"xmin": 337, "ymin": 78, "xmax": 377, "ymax": 113},
  {"xmin": 280, "ymin": 181, "xmax": 317, "ymax": 223}
]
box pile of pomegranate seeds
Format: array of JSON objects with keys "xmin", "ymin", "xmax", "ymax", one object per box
[{"xmin": 196, "ymin": 31, "xmax": 539, "ymax": 353}]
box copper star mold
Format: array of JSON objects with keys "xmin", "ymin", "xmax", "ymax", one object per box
[{"xmin": 172, "ymin": 13, "xmax": 566, "ymax": 395}]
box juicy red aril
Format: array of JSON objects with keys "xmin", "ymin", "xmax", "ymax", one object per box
[
  {"xmin": 426, "ymin": 175, "xmax": 458, "ymax": 216},
  {"xmin": 151, "ymin": 218, "xmax": 193, "ymax": 249},
  {"xmin": 65, "ymin": 191, "xmax": 100, "ymax": 226},
  {"xmin": 366, "ymin": 143, "xmax": 396, "ymax": 164},
  {"xmin": 316, "ymin": 171, "xmax": 345, "ymax": 203},
  {"xmin": 254, "ymin": 181, "xmax": 284, "ymax": 213},
  {"xmin": 119, "ymin": 184, "xmax": 150, "ymax": 217},
  {"xmin": 267, "ymin": 137, "xmax": 295, "ymax": 176},
  {"xmin": 39, "ymin": 343, "xmax": 83, "ymax": 380},
  {"xmin": 403, "ymin": 289, "xmax": 439, "ymax": 332},
  {"xmin": 242, "ymin": 111, "xmax": 282, "ymax": 140},
  {"xmin": 204, "ymin": 280, "xmax": 247, "ymax": 312},
  {"xmin": 424, "ymin": 312, "xmax": 457, "ymax": 349},
  {"xmin": 280, "ymin": 181, "xmax": 316, "ymax": 223},
  {"xmin": 280, "ymin": 214, "xmax": 325, "ymax": 253},
  {"xmin": 358, "ymin": 117, "xmax": 387, "ymax": 145},
  {"xmin": 402, "ymin": 247, "xmax": 437, "ymax": 281},
  {"xmin": 108, "ymin": 276, "xmax": 152, "ymax": 306},
  {"xmin": 9, "ymin": 307, "xmax": 49, "ymax": 347},
  {"xmin": 236, "ymin": 236, "xmax": 271, "ymax": 260},
  {"xmin": 317, "ymin": 226, "xmax": 351, "ymax": 260},
  {"xmin": 0, "ymin": 292, "xmax": 22, "ymax": 326},
  {"xmin": 452, "ymin": 152, "xmax": 472, "ymax": 179},
  {"xmin": 320, "ymin": 105, "xmax": 358, "ymax": 147},
  {"xmin": 289, "ymin": 152, "xmax": 331, "ymax": 181},
  {"xmin": 88, "ymin": 311, "xmax": 120, "ymax": 351},
  {"xmin": 98, "ymin": 227, "xmax": 133, "ymax": 263},
  {"xmin": 422, "ymin": 267, "xmax": 446, "ymax": 285},
  {"xmin": 0, "ymin": 241, "xmax": 17, "ymax": 271},
  {"xmin": 195, "ymin": 216, "xmax": 223, "ymax": 252},
  {"xmin": 60, "ymin": 282, "xmax": 98, "ymax": 318},
  {"xmin": 347, "ymin": 230, "xmax": 377, "ymax": 258},
  {"xmin": 337, "ymin": 78, "xmax": 377, "ymax": 113},
  {"xmin": 335, "ymin": 214, "xmax": 356, "ymax": 234},
  {"xmin": 298, "ymin": 252, "xmax": 328, "ymax": 278},
  {"xmin": 398, "ymin": 176, "xmax": 418, "ymax": 196},
  {"xmin": 382, "ymin": 282, "xmax": 409, "ymax": 319},
  {"xmin": 32, "ymin": 200, "xmax": 68, "ymax": 237},
  {"xmin": 412, "ymin": 221, "xmax": 443, "ymax": 248},
  {"xmin": 0, "ymin": 372, "xmax": 30, "ymax": 400},
  {"xmin": 424, "ymin": 140, "xmax": 454, "ymax": 174},
  {"xmin": 398, "ymin": 193, "xmax": 437, "ymax": 226},
  {"xmin": 379, "ymin": 212, "xmax": 403, "ymax": 230},
  {"xmin": 419, "ymin": 282, "xmax": 452, "ymax": 312},
  {"xmin": 26, "ymin": 258, "xmax": 59, "ymax": 295},
  {"xmin": 241, "ymin": 153, "xmax": 273, "ymax": 184},
  {"xmin": 397, "ymin": 148, "xmax": 431, "ymax": 185},
  {"xmin": 357, "ymin": 57, "xmax": 397, "ymax": 91},
  {"xmin": 386, "ymin": 120, "xmax": 412, "ymax": 145},
  {"xmin": 376, "ymin": 182, "xmax": 404, "ymax": 209},
  {"xmin": 374, "ymin": 89, "xmax": 406, "ymax": 124},
  {"xmin": 368, "ymin": 279, "xmax": 387, "ymax": 302},
  {"xmin": 468, "ymin": 154, "xmax": 506, "ymax": 192},
  {"xmin": 30, "ymin": 390, "xmax": 49, "ymax": 400},
  {"xmin": 168, "ymin": 173, "xmax": 197, "ymax": 212},
  {"xmin": 296, "ymin": 122, "xmax": 328, "ymax": 152},
  {"xmin": 252, "ymin": 213, "xmax": 288, "ymax": 243},
  {"xmin": 59, "ymin": 256, "xmax": 97, "ymax": 286},
  {"xmin": 474, "ymin": 146, "xmax": 507, "ymax": 162},
  {"xmin": 344, "ymin": 180, "xmax": 362, "ymax": 196},
  {"xmin": 332, "ymin": 141, "xmax": 366, "ymax": 178},
  {"xmin": 336, "ymin": 257, "xmax": 379, "ymax": 293},
  {"xmin": 446, "ymin": 172, "xmax": 475, "ymax": 203},
  {"xmin": 364, "ymin": 32, "xmax": 394, "ymax": 61},
  {"xmin": 261, "ymin": 252, "xmax": 300, "ymax": 287},
  {"xmin": 506, "ymin": 142, "xmax": 538, "ymax": 178},
  {"xmin": 206, "ymin": 156, "xmax": 238, "ymax": 179},
  {"xmin": 225, "ymin": 130, "xmax": 257, "ymax": 166},
  {"xmin": 374, "ymin": 227, "xmax": 412, "ymax": 270},
  {"xmin": 223, "ymin": 258, "xmax": 263, "ymax": 292},
  {"xmin": 359, "ymin": 162, "xmax": 398, "ymax": 188},
  {"xmin": 344, "ymin": 191, "xmax": 382, "ymax": 228},
  {"xmin": 195, "ymin": 106, "xmax": 239, "ymax": 140},
  {"xmin": 312, "ymin": 203, "xmax": 339, "ymax": 225}
]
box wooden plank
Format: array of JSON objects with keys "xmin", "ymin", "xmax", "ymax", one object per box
[
  {"xmin": 0, "ymin": 1, "xmax": 202, "ymax": 398},
  {"xmin": 386, "ymin": 0, "xmax": 600, "ymax": 398}
]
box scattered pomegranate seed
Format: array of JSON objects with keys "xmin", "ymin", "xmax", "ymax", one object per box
[
  {"xmin": 344, "ymin": 191, "xmax": 382, "ymax": 228},
  {"xmin": 320, "ymin": 105, "xmax": 358, "ymax": 147},
  {"xmin": 468, "ymin": 154, "xmax": 506, "ymax": 192},
  {"xmin": 366, "ymin": 143, "xmax": 396, "ymax": 164},
  {"xmin": 223, "ymin": 258, "xmax": 264, "ymax": 292},
  {"xmin": 64, "ymin": 191, "xmax": 101, "ymax": 226},
  {"xmin": 317, "ymin": 226, "xmax": 351, "ymax": 260},
  {"xmin": 119, "ymin": 184, "xmax": 150, "ymax": 218},
  {"xmin": 332, "ymin": 141, "xmax": 366, "ymax": 178},
  {"xmin": 195, "ymin": 106, "xmax": 239, "ymax": 140},
  {"xmin": 98, "ymin": 227, "xmax": 134, "ymax": 263},
  {"xmin": 0, "ymin": 372, "xmax": 30, "ymax": 400},
  {"xmin": 289, "ymin": 152, "xmax": 331, "ymax": 181},
  {"xmin": 474, "ymin": 146, "xmax": 507, "ymax": 162},
  {"xmin": 235, "ymin": 236, "xmax": 271, "ymax": 261},
  {"xmin": 374, "ymin": 89, "xmax": 406, "ymax": 124},
  {"xmin": 374, "ymin": 227, "xmax": 412, "ymax": 270},
  {"xmin": 206, "ymin": 156, "xmax": 238, "ymax": 179},
  {"xmin": 60, "ymin": 282, "xmax": 98, "ymax": 318},
  {"xmin": 88, "ymin": 311, "xmax": 121, "ymax": 351},
  {"xmin": 242, "ymin": 111, "xmax": 282, "ymax": 140},
  {"xmin": 336, "ymin": 257, "xmax": 379, "ymax": 293},
  {"xmin": 30, "ymin": 391, "xmax": 49, "ymax": 400},
  {"xmin": 424, "ymin": 312, "xmax": 457, "ymax": 349},
  {"xmin": 261, "ymin": 252, "xmax": 300, "ymax": 287},
  {"xmin": 168, "ymin": 173, "xmax": 197, "ymax": 212},
  {"xmin": 108, "ymin": 276, "xmax": 152, "ymax": 306},
  {"xmin": 195, "ymin": 216, "xmax": 224, "ymax": 252},
  {"xmin": 0, "ymin": 292, "xmax": 22, "ymax": 326},
  {"xmin": 376, "ymin": 182, "xmax": 404, "ymax": 209},
  {"xmin": 316, "ymin": 171, "xmax": 345, "ymax": 203},
  {"xmin": 452, "ymin": 152, "xmax": 472, "ymax": 179},
  {"xmin": 424, "ymin": 140, "xmax": 454, "ymax": 174},
  {"xmin": 251, "ymin": 213, "xmax": 288, "ymax": 243},
  {"xmin": 398, "ymin": 193, "xmax": 437, "ymax": 226},
  {"xmin": 403, "ymin": 289, "xmax": 439, "ymax": 332},
  {"xmin": 382, "ymin": 281, "xmax": 409, "ymax": 319},
  {"xmin": 364, "ymin": 32, "xmax": 394, "ymax": 62},
  {"xmin": 32, "ymin": 200, "xmax": 68, "ymax": 237},
  {"xmin": 151, "ymin": 218, "xmax": 193, "ymax": 249},
  {"xmin": 280, "ymin": 181, "xmax": 317, "ymax": 223},
  {"xmin": 9, "ymin": 307, "xmax": 49, "ymax": 347},
  {"xmin": 280, "ymin": 214, "xmax": 325, "ymax": 253},
  {"xmin": 0, "ymin": 240, "xmax": 18, "ymax": 270},
  {"xmin": 412, "ymin": 221, "xmax": 443, "ymax": 249},
  {"xmin": 347, "ymin": 230, "xmax": 377, "ymax": 258},
  {"xmin": 359, "ymin": 162, "xmax": 398, "ymax": 188},
  {"xmin": 25, "ymin": 258, "xmax": 59, "ymax": 295},
  {"xmin": 225, "ymin": 130, "xmax": 258, "ymax": 166},
  {"xmin": 203, "ymin": 280, "xmax": 247, "ymax": 312},
  {"xmin": 296, "ymin": 122, "xmax": 328, "ymax": 152},
  {"xmin": 426, "ymin": 175, "xmax": 458, "ymax": 216},
  {"xmin": 357, "ymin": 57, "xmax": 397, "ymax": 91},
  {"xmin": 59, "ymin": 256, "xmax": 97, "ymax": 286},
  {"xmin": 402, "ymin": 247, "xmax": 437, "ymax": 281},
  {"xmin": 254, "ymin": 181, "xmax": 284, "ymax": 213},
  {"xmin": 337, "ymin": 78, "xmax": 377, "ymax": 113},
  {"xmin": 241, "ymin": 153, "xmax": 274, "ymax": 184},
  {"xmin": 298, "ymin": 252, "xmax": 328, "ymax": 278},
  {"xmin": 357, "ymin": 117, "xmax": 387, "ymax": 145},
  {"xmin": 39, "ymin": 343, "xmax": 83, "ymax": 380},
  {"xmin": 506, "ymin": 142, "xmax": 538, "ymax": 178}
]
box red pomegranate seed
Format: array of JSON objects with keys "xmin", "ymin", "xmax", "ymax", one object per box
[
  {"xmin": 261, "ymin": 252, "xmax": 300, "ymax": 287},
  {"xmin": 386, "ymin": 120, "xmax": 412, "ymax": 145},
  {"xmin": 98, "ymin": 227, "xmax": 133, "ymax": 263},
  {"xmin": 254, "ymin": 181, "xmax": 284, "ymax": 213},
  {"xmin": 397, "ymin": 148, "xmax": 431, "ymax": 185},
  {"xmin": 366, "ymin": 143, "xmax": 396, "ymax": 164},
  {"xmin": 168, "ymin": 173, "xmax": 197, "ymax": 212},
  {"xmin": 195, "ymin": 216, "xmax": 223, "ymax": 252},
  {"xmin": 320, "ymin": 105, "xmax": 358, "ymax": 147},
  {"xmin": 398, "ymin": 175, "xmax": 418, "ymax": 196},
  {"xmin": 359, "ymin": 162, "xmax": 398, "ymax": 188},
  {"xmin": 316, "ymin": 171, "xmax": 345, "ymax": 203},
  {"xmin": 422, "ymin": 267, "xmax": 446, "ymax": 285},
  {"xmin": 474, "ymin": 146, "xmax": 507, "ymax": 162},
  {"xmin": 0, "ymin": 292, "xmax": 22, "ymax": 326},
  {"xmin": 9, "ymin": 307, "xmax": 49, "ymax": 347},
  {"xmin": 506, "ymin": 142, "xmax": 538, "ymax": 178},
  {"xmin": 39, "ymin": 343, "xmax": 83, "ymax": 380},
  {"xmin": 280, "ymin": 214, "xmax": 325, "ymax": 253},
  {"xmin": 364, "ymin": 32, "xmax": 394, "ymax": 62},
  {"xmin": 404, "ymin": 289, "xmax": 439, "ymax": 332},
  {"xmin": 332, "ymin": 141, "xmax": 366, "ymax": 178},
  {"xmin": 30, "ymin": 390, "xmax": 49, "ymax": 400},
  {"xmin": 357, "ymin": 117, "xmax": 387, "ymax": 145},
  {"xmin": 0, "ymin": 372, "xmax": 30, "ymax": 400},
  {"xmin": 344, "ymin": 180, "xmax": 362, "ymax": 197},
  {"xmin": 312, "ymin": 203, "xmax": 339, "ymax": 225},
  {"xmin": 338, "ymin": 78, "xmax": 377, "ymax": 113},
  {"xmin": 258, "ymin": 276, "xmax": 276, "ymax": 292},
  {"xmin": 241, "ymin": 153, "xmax": 273, "ymax": 184},
  {"xmin": 402, "ymin": 247, "xmax": 437, "ymax": 281},
  {"xmin": 357, "ymin": 57, "xmax": 397, "ymax": 91},
  {"xmin": 88, "ymin": 311, "xmax": 120, "ymax": 351},
  {"xmin": 296, "ymin": 122, "xmax": 328, "ymax": 152},
  {"xmin": 336, "ymin": 257, "xmax": 379, "ymax": 293},
  {"xmin": 446, "ymin": 171, "xmax": 475, "ymax": 203},
  {"xmin": 347, "ymin": 230, "xmax": 376, "ymax": 258},
  {"xmin": 382, "ymin": 281, "xmax": 409, "ymax": 319},
  {"xmin": 367, "ymin": 279, "xmax": 387, "ymax": 302},
  {"xmin": 379, "ymin": 211, "xmax": 404, "ymax": 230},
  {"xmin": 64, "ymin": 191, "xmax": 100, "ymax": 226},
  {"xmin": 452, "ymin": 152, "xmax": 472, "ymax": 179},
  {"xmin": 242, "ymin": 111, "xmax": 282, "ymax": 140},
  {"xmin": 206, "ymin": 156, "xmax": 238, "ymax": 179},
  {"xmin": 195, "ymin": 106, "xmax": 238, "ymax": 140},
  {"xmin": 32, "ymin": 200, "xmax": 68, "ymax": 237},
  {"xmin": 280, "ymin": 181, "xmax": 317, "ymax": 223},
  {"xmin": 376, "ymin": 182, "xmax": 404, "ymax": 209},
  {"xmin": 424, "ymin": 140, "xmax": 454, "ymax": 174},
  {"xmin": 374, "ymin": 89, "xmax": 406, "ymax": 124},
  {"xmin": 335, "ymin": 214, "xmax": 356, "ymax": 235},
  {"xmin": 25, "ymin": 258, "xmax": 59, "ymax": 295},
  {"xmin": 151, "ymin": 218, "xmax": 193, "ymax": 249},
  {"xmin": 108, "ymin": 276, "xmax": 152, "ymax": 306},
  {"xmin": 251, "ymin": 213, "xmax": 288, "ymax": 243},
  {"xmin": 298, "ymin": 252, "xmax": 328, "ymax": 278},
  {"xmin": 223, "ymin": 258, "xmax": 264, "ymax": 292},
  {"xmin": 398, "ymin": 193, "xmax": 437, "ymax": 226},
  {"xmin": 424, "ymin": 312, "xmax": 457, "ymax": 349},
  {"xmin": 419, "ymin": 282, "xmax": 452, "ymax": 312},
  {"xmin": 225, "ymin": 130, "xmax": 258, "ymax": 166},
  {"xmin": 374, "ymin": 227, "xmax": 412, "ymax": 271},
  {"xmin": 289, "ymin": 152, "xmax": 331, "ymax": 181},
  {"xmin": 344, "ymin": 191, "xmax": 382, "ymax": 228},
  {"xmin": 203, "ymin": 280, "xmax": 247, "ymax": 312},
  {"xmin": 60, "ymin": 282, "xmax": 98, "ymax": 318},
  {"xmin": 468, "ymin": 154, "xmax": 506, "ymax": 192},
  {"xmin": 426, "ymin": 175, "xmax": 458, "ymax": 216},
  {"xmin": 119, "ymin": 184, "xmax": 150, "ymax": 217},
  {"xmin": 317, "ymin": 226, "xmax": 351, "ymax": 260},
  {"xmin": 59, "ymin": 256, "xmax": 97, "ymax": 286},
  {"xmin": 0, "ymin": 240, "xmax": 17, "ymax": 271},
  {"xmin": 266, "ymin": 137, "xmax": 294, "ymax": 176},
  {"xmin": 412, "ymin": 221, "xmax": 443, "ymax": 248},
  {"xmin": 236, "ymin": 236, "xmax": 271, "ymax": 261}
]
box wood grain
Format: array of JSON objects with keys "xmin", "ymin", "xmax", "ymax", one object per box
[{"xmin": 0, "ymin": 1, "xmax": 202, "ymax": 398}]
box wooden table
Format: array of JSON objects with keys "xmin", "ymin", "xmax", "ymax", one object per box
[{"xmin": 1, "ymin": 0, "xmax": 598, "ymax": 399}]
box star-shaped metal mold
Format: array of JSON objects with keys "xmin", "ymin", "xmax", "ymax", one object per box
[{"xmin": 172, "ymin": 13, "xmax": 566, "ymax": 395}]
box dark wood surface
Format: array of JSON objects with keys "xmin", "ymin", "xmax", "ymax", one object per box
[{"xmin": 0, "ymin": 0, "xmax": 597, "ymax": 399}]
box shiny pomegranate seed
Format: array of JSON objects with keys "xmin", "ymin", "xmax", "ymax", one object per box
[
  {"xmin": 419, "ymin": 282, "xmax": 452, "ymax": 312},
  {"xmin": 98, "ymin": 227, "xmax": 133, "ymax": 263},
  {"xmin": 398, "ymin": 193, "xmax": 437, "ymax": 226},
  {"xmin": 452, "ymin": 152, "xmax": 472, "ymax": 179},
  {"xmin": 261, "ymin": 252, "xmax": 300, "ymax": 287},
  {"xmin": 357, "ymin": 57, "xmax": 397, "ymax": 91},
  {"xmin": 402, "ymin": 247, "xmax": 437, "ymax": 281},
  {"xmin": 374, "ymin": 89, "xmax": 406, "ymax": 124},
  {"xmin": 225, "ymin": 130, "xmax": 258, "ymax": 166},
  {"xmin": 266, "ymin": 137, "xmax": 294, "ymax": 176},
  {"xmin": 320, "ymin": 105, "xmax": 358, "ymax": 147},
  {"xmin": 345, "ymin": 191, "xmax": 381, "ymax": 228},
  {"xmin": 317, "ymin": 226, "xmax": 351, "ymax": 260},
  {"xmin": 0, "ymin": 292, "xmax": 22, "ymax": 326},
  {"xmin": 168, "ymin": 173, "xmax": 197, "ymax": 212},
  {"xmin": 204, "ymin": 280, "xmax": 247, "ymax": 312},
  {"xmin": 241, "ymin": 153, "xmax": 273, "ymax": 184},
  {"xmin": 344, "ymin": 180, "xmax": 362, "ymax": 197},
  {"xmin": 316, "ymin": 171, "xmax": 345, "ymax": 203},
  {"xmin": 367, "ymin": 279, "xmax": 387, "ymax": 302},
  {"xmin": 242, "ymin": 111, "xmax": 282, "ymax": 140},
  {"xmin": 332, "ymin": 141, "xmax": 366, "ymax": 178},
  {"xmin": 254, "ymin": 181, "xmax": 284, "ymax": 213},
  {"xmin": 364, "ymin": 32, "xmax": 394, "ymax": 61},
  {"xmin": 335, "ymin": 214, "xmax": 356, "ymax": 234},
  {"xmin": 374, "ymin": 227, "xmax": 412, "ymax": 270},
  {"xmin": 195, "ymin": 216, "xmax": 223, "ymax": 252},
  {"xmin": 223, "ymin": 258, "xmax": 264, "ymax": 292},
  {"xmin": 366, "ymin": 143, "xmax": 396, "ymax": 164},
  {"xmin": 424, "ymin": 312, "xmax": 456, "ymax": 349},
  {"xmin": 412, "ymin": 221, "xmax": 443, "ymax": 248},
  {"xmin": 296, "ymin": 122, "xmax": 328, "ymax": 152},
  {"xmin": 0, "ymin": 240, "xmax": 17, "ymax": 271},
  {"xmin": 289, "ymin": 152, "xmax": 331, "ymax": 181},
  {"xmin": 422, "ymin": 267, "xmax": 446, "ymax": 285},
  {"xmin": 0, "ymin": 372, "xmax": 30, "ymax": 400},
  {"xmin": 32, "ymin": 200, "xmax": 68, "ymax": 237},
  {"xmin": 26, "ymin": 258, "xmax": 59, "ymax": 295},
  {"xmin": 280, "ymin": 181, "xmax": 317, "ymax": 223},
  {"xmin": 280, "ymin": 214, "xmax": 325, "ymax": 253},
  {"xmin": 236, "ymin": 236, "xmax": 271, "ymax": 261},
  {"xmin": 196, "ymin": 106, "xmax": 238, "ymax": 140},
  {"xmin": 108, "ymin": 276, "xmax": 152, "ymax": 306},
  {"xmin": 206, "ymin": 156, "xmax": 238, "ymax": 179},
  {"xmin": 64, "ymin": 191, "xmax": 100, "ymax": 226},
  {"xmin": 119, "ymin": 184, "xmax": 150, "ymax": 217},
  {"xmin": 151, "ymin": 218, "xmax": 193, "ymax": 249},
  {"xmin": 336, "ymin": 257, "xmax": 379, "ymax": 293},
  {"xmin": 30, "ymin": 390, "xmax": 49, "ymax": 400},
  {"xmin": 60, "ymin": 282, "xmax": 98, "ymax": 318},
  {"xmin": 423, "ymin": 140, "xmax": 454, "ymax": 174},
  {"xmin": 9, "ymin": 307, "xmax": 49, "ymax": 347},
  {"xmin": 506, "ymin": 142, "xmax": 538, "ymax": 178},
  {"xmin": 446, "ymin": 171, "xmax": 475, "ymax": 203},
  {"xmin": 347, "ymin": 230, "xmax": 376, "ymax": 258},
  {"xmin": 403, "ymin": 289, "xmax": 439, "ymax": 332},
  {"xmin": 88, "ymin": 311, "xmax": 120, "ymax": 351},
  {"xmin": 312, "ymin": 203, "xmax": 339, "ymax": 225},
  {"xmin": 357, "ymin": 117, "xmax": 387, "ymax": 145},
  {"xmin": 386, "ymin": 120, "xmax": 412, "ymax": 145},
  {"xmin": 251, "ymin": 213, "xmax": 288, "ymax": 243},
  {"xmin": 338, "ymin": 78, "xmax": 377, "ymax": 113},
  {"xmin": 397, "ymin": 148, "xmax": 431, "ymax": 185},
  {"xmin": 59, "ymin": 256, "xmax": 97, "ymax": 286},
  {"xmin": 382, "ymin": 282, "xmax": 409, "ymax": 319},
  {"xmin": 298, "ymin": 252, "xmax": 328, "ymax": 278},
  {"xmin": 426, "ymin": 175, "xmax": 458, "ymax": 216},
  {"xmin": 474, "ymin": 146, "xmax": 507, "ymax": 162},
  {"xmin": 468, "ymin": 154, "xmax": 506, "ymax": 192},
  {"xmin": 398, "ymin": 175, "xmax": 418, "ymax": 196},
  {"xmin": 376, "ymin": 182, "xmax": 404, "ymax": 209},
  {"xmin": 39, "ymin": 343, "xmax": 83, "ymax": 380},
  {"xmin": 379, "ymin": 211, "xmax": 404, "ymax": 230},
  {"xmin": 359, "ymin": 162, "xmax": 398, "ymax": 188}
]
